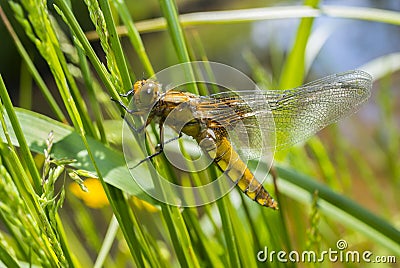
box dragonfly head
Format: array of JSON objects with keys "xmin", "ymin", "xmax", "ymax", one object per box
[{"xmin": 133, "ymin": 79, "xmax": 161, "ymax": 108}]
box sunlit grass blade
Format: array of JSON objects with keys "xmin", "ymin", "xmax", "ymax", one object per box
[
  {"xmin": 84, "ymin": 5, "xmax": 400, "ymax": 38},
  {"xmin": 0, "ymin": 108, "xmax": 151, "ymax": 201},
  {"xmin": 52, "ymin": 0, "xmax": 118, "ymax": 101},
  {"xmin": 0, "ymin": 76, "xmax": 42, "ymax": 192},
  {"xmin": 97, "ymin": 0, "xmax": 132, "ymax": 90},
  {"xmin": 0, "ymin": 240, "xmax": 20, "ymax": 268},
  {"xmin": 274, "ymin": 164, "xmax": 400, "ymax": 255},
  {"xmin": 76, "ymin": 46, "xmax": 108, "ymax": 143},
  {"xmin": 216, "ymin": 198, "xmax": 240, "ymax": 267},
  {"xmin": 321, "ymin": 5, "xmax": 400, "ymax": 25},
  {"xmin": 0, "ymin": 6, "xmax": 67, "ymax": 123},
  {"xmin": 161, "ymin": 205, "xmax": 200, "ymax": 267},
  {"xmin": 158, "ymin": 0, "xmax": 197, "ymax": 93},
  {"xmin": 361, "ymin": 52, "xmax": 400, "ymax": 80},
  {"xmin": 279, "ymin": 0, "xmax": 320, "ymax": 88},
  {"xmin": 112, "ymin": 0, "xmax": 155, "ymax": 77}
]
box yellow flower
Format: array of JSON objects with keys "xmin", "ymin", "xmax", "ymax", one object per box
[
  {"xmin": 69, "ymin": 178, "xmax": 109, "ymax": 208},
  {"xmin": 131, "ymin": 196, "xmax": 159, "ymax": 213}
]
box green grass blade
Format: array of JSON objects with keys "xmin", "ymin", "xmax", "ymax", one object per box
[
  {"xmin": 94, "ymin": 216, "xmax": 119, "ymax": 268},
  {"xmin": 158, "ymin": 0, "xmax": 197, "ymax": 94},
  {"xmin": 76, "ymin": 46, "xmax": 108, "ymax": 143},
  {"xmin": 52, "ymin": 0, "xmax": 118, "ymax": 100},
  {"xmin": 216, "ymin": 198, "xmax": 240, "ymax": 267},
  {"xmin": 361, "ymin": 52, "xmax": 400, "ymax": 79},
  {"xmin": 0, "ymin": 108, "xmax": 150, "ymax": 201},
  {"xmin": 97, "ymin": 5, "xmax": 400, "ymax": 36},
  {"xmin": 182, "ymin": 210, "xmax": 224, "ymax": 267},
  {"xmin": 0, "ymin": 6, "xmax": 67, "ymax": 123},
  {"xmin": 18, "ymin": 61, "xmax": 32, "ymax": 110},
  {"xmin": 113, "ymin": 0, "xmax": 155, "ymax": 77},
  {"xmin": 321, "ymin": 5, "xmax": 400, "ymax": 25},
  {"xmin": 274, "ymin": 164, "xmax": 400, "ymax": 255},
  {"xmin": 158, "ymin": 0, "xmax": 190, "ymax": 63},
  {"xmin": 0, "ymin": 76, "xmax": 42, "ymax": 193},
  {"xmin": 161, "ymin": 205, "xmax": 200, "ymax": 268},
  {"xmin": 0, "ymin": 235, "xmax": 21, "ymax": 268},
  {"xmin": 98, "ymin": 0, "xmax": 132, "ymax": 90},
  {"xmin": 279, "ymin": 0, "xmax": 320, "ymax": 88}
]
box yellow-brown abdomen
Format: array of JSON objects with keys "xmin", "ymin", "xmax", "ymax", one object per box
[{"xmin": 211, "ymin": 137, "xmax": 278, "ymax": 209}]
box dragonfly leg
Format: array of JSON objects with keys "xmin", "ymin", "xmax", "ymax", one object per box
[
  {"xmin": 119, "ymin": 89, "xmax": 134, "ymax": 97},
  {"xmin": 130, "ymin": 124, "xmax": 182, "ymax": 169},
  {"xmin": 121, "ymin": 114, "xmax": 145, "ymax": 133},
  {"xmin": 131, "ymin": 149, "xmax": 164, "ymax": 169},
  {"xmin": 111, "ymin": 98, "xmax": 136, "ymax": 114},
  {"xmin": 155, "ymin": 133, "xmax": 183, "ymax": 151}
]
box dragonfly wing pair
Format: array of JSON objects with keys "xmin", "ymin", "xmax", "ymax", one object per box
[{"xmin": 193, "ymin": 70, "xmax": 372, "ymax": 157}]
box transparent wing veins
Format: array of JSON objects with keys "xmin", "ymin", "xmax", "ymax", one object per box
[{"xmin": 192, "ymin": 70, "xmax": 372, "ymax": 157}]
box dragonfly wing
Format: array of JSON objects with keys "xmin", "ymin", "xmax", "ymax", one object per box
[
  {"xmin": 193, "ymin": 70, "xmax": 372, "ymax": 157},
  {"xmin": 194, "ymin": 91, "xmax": 275, "ymax": 160},
  {"xmin": 268, "ymin": 70, "xmax": 372, "ymax": 149}
]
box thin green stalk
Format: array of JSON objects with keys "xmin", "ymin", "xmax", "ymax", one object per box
[
  {"xmin": 275, "ymin": 165, "xmax": 400, "ymax": 254},
  {"xmin": 82, "ymin": 0, "xmax": 123, "ymax": 92},
  {"xmin": 216, "ymin": 197, "xmax": 240, "ymax": 267},
  {"xmin": 273, "ymin": 185, "xmax": 293, "ymax": 254},
  {"xmin": 113, "ymin": 0, "xmax": 155, "ymax": 77},
  {"xmin": 226, "ymin": 203, "xmax": 258, "ymax": 267},
  {"xmin": 158, "ymin": 0, "xmax": 197, "ymax": 94},
  {"xmin": 0, "ymin": 144, "xmax": 61, "ymax": 267},
  {"xmin": 161, "ymin": 205, "xmax": 200, "ymax": 268},
  {"xmin": 158, "ymin": 0, "xmax": 190, "ymax": 63},
  {"xmin": 279, "ymin": 0, "xmax": 320, "ymax": 88},
  {"xmin": 129, "ymin": 206, "xmax": 162, "ymax": 267},
  {"xmin": 18, "ymin": 61, "xmax": 32, "ymax": 110},
  {"xmin": 54, "ymin": 44, "xmax": 97, "ymax": 137},
  {"xmin": 0, "ymin": 236, "xmax": 20, "ymax": 268},
  {"xmin": 0, "ymin": 171, "xmax": 30, "ymax": 264},
  {"xmin": 140, "ymin": 5, "xmax": 400, "ymax": 32},
  {"xmin": 94, "ymin": 215, "xmax": 119, "ymax": 268},
  {"xmin": 54, "ymin": 214, "xmax": 81, "ymax": 268},
  {"xmin": 240, "ymin": 195, "xmax": 263, "ymax": 252},
  {"xmin": 53, "ymin": 0, "xmax": 119, "ymax": 102},
  {"xmin": 321, "ymin": 5, "xmax": 400, "ymax": 25},
  {"xmin": 307, "ymin": 137, "xmax": 341, "ymax": 190},
  {"xmin": 98, "ymin": 0, "xmax": 132, "ymax": 91},
  {"xmin": 0, "ymin": 75, "xmax": 42, "ymax": 193},
  {"xmin": 182, "ymin": 210, "xmax": 224, "ymax": 267},
  {"xmin": 0, "ymin": 6, "xmax": 67, "ymax": 123},
  {"xmin": 84, "ymin": 5, "xmax": 400, "ymax": 38},
  {"xmin": 62, "ymin": 217, "xmax": 95, "ymax": 267},
  {"xmin": 328, "ymin": 125, "xmax": 353, "ymax": 192},
  {"xmin": 77, "ymin": 46, "xmax": 107, "ymax": 143},
  {"xmin": 105, "ymin": 188, "xmax": 147, "ymax": 266}
]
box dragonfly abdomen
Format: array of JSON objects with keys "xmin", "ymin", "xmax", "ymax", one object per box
[{"xmin": 200, "ymin": 133, "xmax": 278, "ymax": 210}]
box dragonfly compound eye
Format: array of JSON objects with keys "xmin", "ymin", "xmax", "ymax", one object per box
[{"xmin": 135, "ymin": 80, "xmax": 160, "ymax": 106}]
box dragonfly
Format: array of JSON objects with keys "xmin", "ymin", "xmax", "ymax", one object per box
[{"xmin": 114, "ymin": 70, "xmax": 372, "ymax": 209}]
